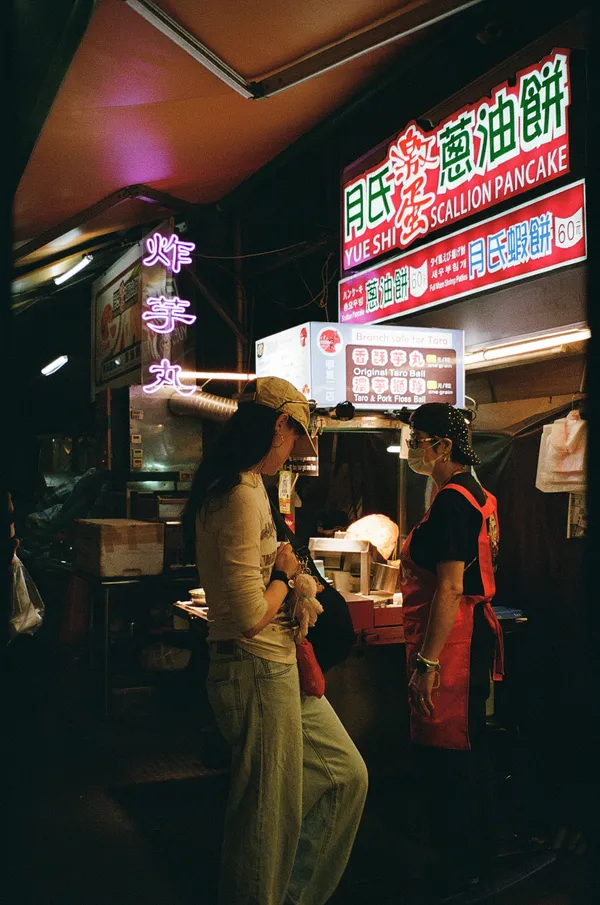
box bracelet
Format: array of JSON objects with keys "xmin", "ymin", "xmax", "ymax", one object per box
[
  {"xmin": 416, "ymin": 651, "xmax": 441, "ymax": 673},
  {"xmin": 417, "ymin": 651, "xmax": 440, "ymax": 666}
]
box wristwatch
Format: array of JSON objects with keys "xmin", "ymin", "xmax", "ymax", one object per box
[{"xmin": 271, "ymin": 570, "xmax": 292, "ymax": 587}]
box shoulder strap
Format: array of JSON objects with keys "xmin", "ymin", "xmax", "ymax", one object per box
[
  {"xmin": 440, "ymin": 481, "xmax": 496, "ymax": 518},
  {"xmin": 269, "ymin": 500, "xmax": 322, "ymax": 583}
]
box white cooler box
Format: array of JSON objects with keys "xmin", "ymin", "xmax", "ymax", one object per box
[{"xmin": 74, "ymin": 519, "xmax": 165, "ymax": 577}]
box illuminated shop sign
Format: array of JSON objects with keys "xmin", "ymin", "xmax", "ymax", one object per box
[
  {"xmin": 141, "ymin": 232, "xmax": 197, "ymax": 396},
  {"xmin": 256, "ymin": 322, "xmax": 464, "ymax": 410},
  {"xmin": 341, "ymin": 49, "xmax": 571, "ymax": 273},
  {"xmin": 144, "ymin": 358, "xmax": 196, "ymax": 396},
  {"xmin": 339, "ymin": 180, "xmax": 586, "ymax": 326},
  {"xmin": 142, "ymin": 296, "xmax": 196, "ymax": 334},
  {"xmin": 142, "ymin": 232, "xmax": 195, "ymax": 273}
]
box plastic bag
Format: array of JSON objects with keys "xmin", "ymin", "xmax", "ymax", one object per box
[
  {"xmin": 10, "ymin": 556, "xmax": 45, "ymax": 639},
  {"xmin": 536, "ymin": 416, "xmax": 586, "ymax": 493}
]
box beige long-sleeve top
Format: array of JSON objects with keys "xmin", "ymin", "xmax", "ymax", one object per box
[{"xmin": 195, "ymin": 472, "xmax": 296, "ymax": 664}]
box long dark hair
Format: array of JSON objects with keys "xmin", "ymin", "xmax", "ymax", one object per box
[{"xmin": 182, "ymin": 399, "xmax": 302, "ymax": 554}]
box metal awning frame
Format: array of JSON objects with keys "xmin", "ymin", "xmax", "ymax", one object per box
[{"xmin": 123, "ymin": 0, "xmax": 485, "ymax": 99}]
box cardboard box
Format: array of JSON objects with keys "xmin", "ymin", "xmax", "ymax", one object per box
[
  {"xmin": 373, "ymin": 604, "xmax": 404, "ymax": 627},
  {"xmin": 74, "ymin": 519, "xmax": 165, "ymax": 577}
]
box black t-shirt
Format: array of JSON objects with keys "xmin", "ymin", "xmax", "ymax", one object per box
[{"xmin": 409, "ymin": 472, "xmax": 489, "ymax": 596}]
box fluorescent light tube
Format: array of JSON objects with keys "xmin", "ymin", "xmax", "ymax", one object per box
[
  {"xmin": 180, "ymin": 371, "xmax": 257, "ymax": 381},
  {"xmin": 54, "ymin": 254, "xmax": 93, "ymax": 286},
  {"xmin": 464, "ymin": 328, "xmax": 590, "ymax": 368},
  {"xmin": 41, "ymin": 355, "xmax": 68, "ymax": 376}
]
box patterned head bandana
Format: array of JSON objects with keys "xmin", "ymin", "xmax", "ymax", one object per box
[{"xmin": 410, "ymin": 403, "xmax": 480, "ymax": 465}]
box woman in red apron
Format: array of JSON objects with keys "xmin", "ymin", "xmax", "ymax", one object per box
[{"xmin": 400, "ymin": 403, "xmax": 504, "ymax": 902}]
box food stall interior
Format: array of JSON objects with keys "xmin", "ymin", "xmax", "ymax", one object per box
[{"xmin": 26, "ymin": 339, "xmax": 586, "ymax": 801}]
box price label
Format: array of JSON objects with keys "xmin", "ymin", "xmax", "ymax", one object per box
[
  {"xmin": 278, "ymin": 469, "xmax": 293, "ymax": 515},
  {"xmin": 409, "ymin": 261, "xmax": 428, "ymax": 297},
  {"xmin": 555, "ymin": 207, "xmax": 583, "ymax": 249}
]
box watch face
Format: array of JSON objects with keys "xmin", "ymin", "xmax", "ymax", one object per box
[{"xmin": 415, "ymin": 657, "xmax": 432, "ymax": 674}]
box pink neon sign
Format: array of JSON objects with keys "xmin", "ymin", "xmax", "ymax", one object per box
[
  {"xmin": 141, "ymin": 230, "xmax": 197, "ymax": 397},
  {"xmin": 143, "ymin": 358, "xmax": 196, "ymax": 396},
  {"xmin": 143, "ymin": 233, "xmax": 195, "ymax": 273},
  {"xmin": 142, "ymin": 296, "xmax": 197, "ymax": 334}
]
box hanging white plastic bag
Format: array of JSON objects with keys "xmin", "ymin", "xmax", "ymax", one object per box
[
  {"xmin": 546, "ymin": 410, "xmax": 587, "ymax": 474},
  {"xmin": 536, "ymin": 416, "xmax": 586, "ymax": 493},
  {"xmin": 10, "ymin": 555, "xmax": 45, "ymax": 639}
]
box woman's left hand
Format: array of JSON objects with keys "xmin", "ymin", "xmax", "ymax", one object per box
[{"xmin": 408, "ymin": 669, "xmax": 437, "ymax": 718}]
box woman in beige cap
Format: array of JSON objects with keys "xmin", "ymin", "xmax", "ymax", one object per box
[{"xmin": 184, "ymin": 376, "xmax": 367, "ymax": 905}]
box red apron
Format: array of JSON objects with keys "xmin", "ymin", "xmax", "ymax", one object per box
[{"xmin": 400, "ymin": 482, "xmax": 504, "ymax": 751}]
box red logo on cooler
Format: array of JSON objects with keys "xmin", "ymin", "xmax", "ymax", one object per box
[{"xmin": 318, "ymin": 328, "xmax": 343, "ymax": 355}]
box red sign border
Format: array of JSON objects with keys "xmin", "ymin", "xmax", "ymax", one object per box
[{"xmin": 338, "ymin": 179, "xmax": 587, "ymax": 327}]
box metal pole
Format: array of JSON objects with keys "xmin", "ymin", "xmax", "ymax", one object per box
[
  {"xmin": 398, "ymin": 455, "xmax": 408, "ymax": 546},
  {"xmin": 234, "ymin": 215, "xmax": 246, "ymax": 394},
  {"xmin": 104, "ymin": 587, "xmax": 110, "ymax": 718}
]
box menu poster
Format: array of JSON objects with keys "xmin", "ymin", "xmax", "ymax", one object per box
[
  {"xmin": 346, "ymin": 344, "xmax": 457, "ymax": 407},
  {"xmin": 92, "ymin": 244, "xmax": 142, "ymax": 395}
]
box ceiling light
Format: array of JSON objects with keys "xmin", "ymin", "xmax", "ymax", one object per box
[
  {"xmin": 180, "ymin": 370, "xmax": 257, "ymax": 381},
  {"xmin": 41, "ymin": 355, "xmax": 68, "ymax": 376},
  {"xmin": 464, "ymin": 328, "xmax": 590, "ymax": 369},
  {"xmin": 54, "ymin": 254, "xmax": 93, "ymax": 286},
  {"xmin": 387, "ymin": 445, "xmax": 401, "ymax": 453}
]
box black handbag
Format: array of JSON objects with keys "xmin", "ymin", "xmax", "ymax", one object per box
[{"xmin": 270, "ymin": 503, "xmax": 356, "ymax": 672}]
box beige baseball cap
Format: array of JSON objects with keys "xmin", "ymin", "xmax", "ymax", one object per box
[{"xmin": 238, "ymin": 376, "xmax": 317, "ymax": 457}]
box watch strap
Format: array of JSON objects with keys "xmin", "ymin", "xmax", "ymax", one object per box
[{"xmin": 270, "ymin": 569, "xmax": 290, "ymax": 587}]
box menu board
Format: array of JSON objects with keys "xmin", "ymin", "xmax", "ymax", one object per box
[
  {"xmin": 346, "ymin": 343, "xmax": 457, "ymax": 407},
  {"xmin": 256, "ymin": 322, "xmax": 464, "ymax": 411}
]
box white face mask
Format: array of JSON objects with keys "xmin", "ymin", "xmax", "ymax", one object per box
[{"xmin": 407, "ymin": 441, "xmax": 442, "ymax": 475}]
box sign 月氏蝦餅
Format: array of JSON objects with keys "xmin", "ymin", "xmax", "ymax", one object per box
[{"xmin": 339, "ymin": 180, "xmax": 586, "ymax": 325}]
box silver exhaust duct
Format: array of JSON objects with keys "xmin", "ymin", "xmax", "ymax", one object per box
[{"xmin": 168, "ymin": 390, "xmax": 237, "ymax": 422}]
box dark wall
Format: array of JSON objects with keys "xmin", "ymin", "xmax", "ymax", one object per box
[
  {"xmin": 473, "ymin": 418, "xmax": 587, "ymax": 785},
  {"xmin": 11, "ymin": 287, "xmax": 95, "ymax": 518}
]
